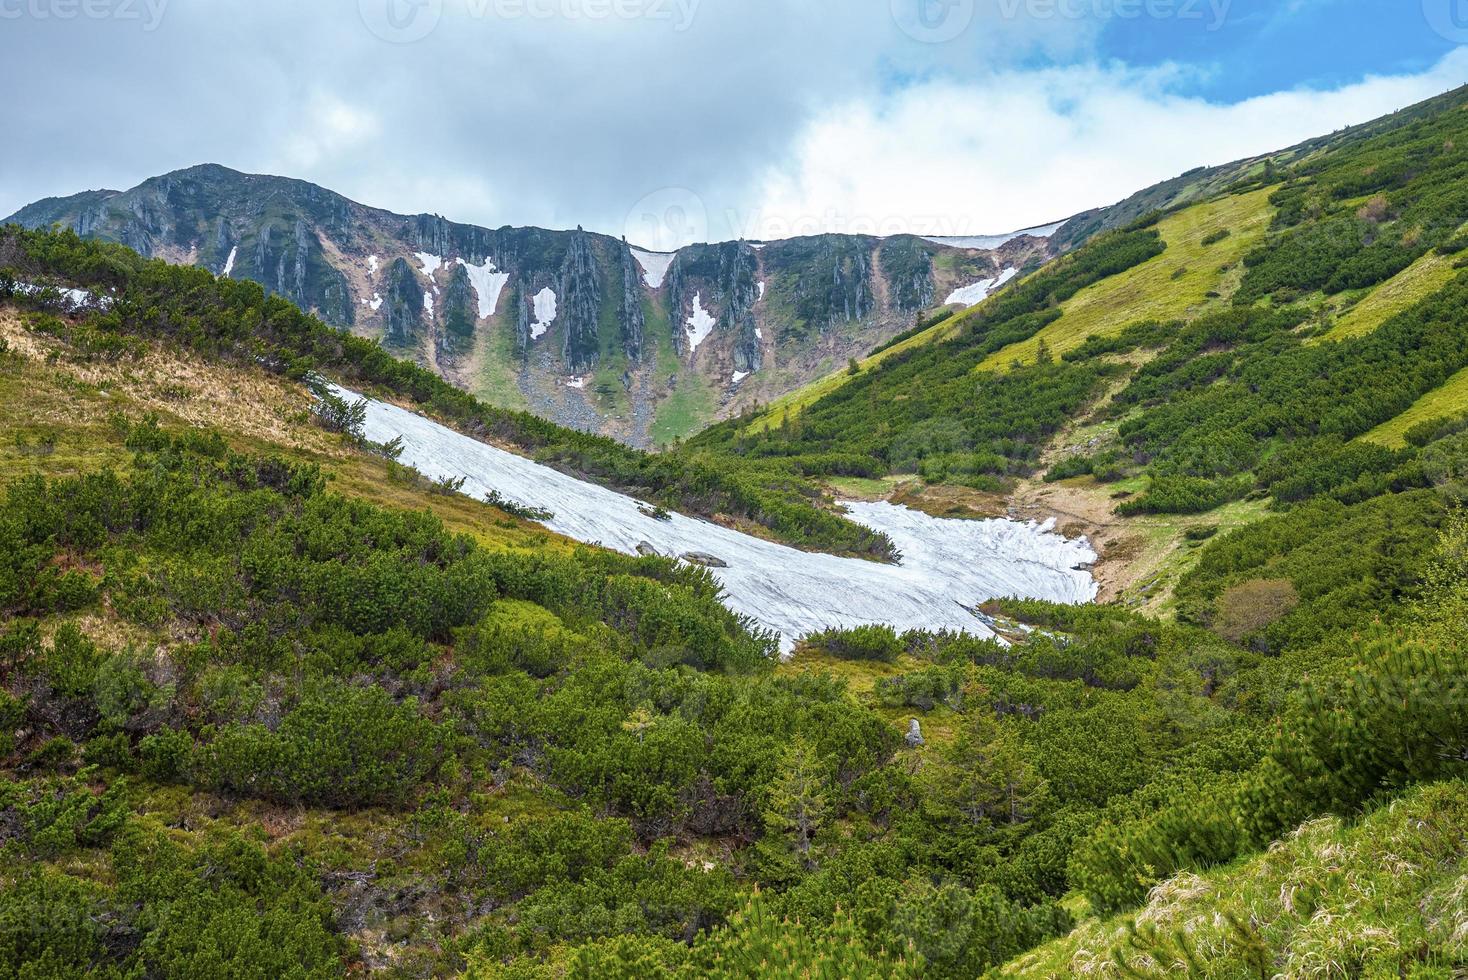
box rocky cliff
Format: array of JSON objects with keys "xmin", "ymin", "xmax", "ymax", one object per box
[{"xmin": 7, "ymin": 164, "xmax": 1057, "ymax": 445}]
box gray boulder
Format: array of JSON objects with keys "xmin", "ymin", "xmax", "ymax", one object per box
[{"xmin": 905, "ymin": 719, "xmax": 925, "ymax": 748}]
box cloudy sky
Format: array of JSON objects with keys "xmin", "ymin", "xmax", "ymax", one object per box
[{"xmin": 2, "ymin": 0, "xmax": 1465, "ymax": 248}]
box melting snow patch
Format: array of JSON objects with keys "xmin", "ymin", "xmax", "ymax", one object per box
[
  {"xmin": 530, "ymin": 287, "xmax": 557, "ymax": 340},
  {"xmin": 921, "ymin": 221, "xmax": 1066, "ymax": 251},
  {"xmin": 415, "ymin": 252, "xmax": 444, "ymax": 283},
  {"xmin": 333, "ymin": 384, "xmax": 1097, "ymax": 654},
  {"xmin": 222, "ymin": 246, "xmax": 237, "ymax": 277},
  {"xmin": 567, "ymin": 376, "xmax": 587, "ymax": 389},
  {"xmin": 945, "ymin": 267, "xmax": 1018, "ymax": 307},
  {"xmin": 362, "ymin": 292, "xmax": 383, "ymax": 312},
  {"xmin": 732, "ymin": 370, "xmax": 750, "ymax": 384},
  {"xmin": 757, "ymin": 280, "xmax": 766, "ymax": 300},
  {"xmin": 686, "ymin": 292, "xmax": 716, "ymax": 354},
  {"xmin": 630, "ymin": 248, "xmax": 676, "ymax": 289},
  {"xmin": 455, "ymin": 258, "xmax": 509, "ymax": 318},
  {"xmin": 423, "ymin": 293, "xmax": 435, "ymax": 317},
  {"xmin": 755, "ymin": 327, "xmax": 763, "ymax": 340},
  {"xmin": 367, "ymin": 255, "xmax": 379, "ymax": 279}
]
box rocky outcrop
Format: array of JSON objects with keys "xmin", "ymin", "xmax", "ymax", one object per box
[
  {"xmin": 666, "ymin": 241, "xmax": 761, "ymax": 365},
  {"xmin": 5, "ymin": 163, "xmax": 1051, "ymax": 445},
  {"xmin": 619, "ymin": 244, "xmax": 646, "ymax": 363},
  {"xmin": 559, "ymin": 228, "xmax": 602, "ymax": 374},
  {"xmin": 384, "ymin": 257, "xmax": 423, "ymax": 347},
  {"xmin": 879, "ymin": 237, "xmax": 936, "ymax": 312},
  {"xmin": 721, "ymin": 244, "xmax": 762, "ymax": 373},
  {"xmin": 438, "ymin": 261, "xmax": 477, "ymax": 359},
  {"xmin": 775, "ymin": 235, "xmax": 875, "ymax": 340}
]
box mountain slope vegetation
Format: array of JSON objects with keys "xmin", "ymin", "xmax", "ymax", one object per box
[{"xmin": 1, "ymin": 84, "xmax": 1467, "ymax": 979}]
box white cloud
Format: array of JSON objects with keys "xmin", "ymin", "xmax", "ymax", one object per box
[{"xmin": 743, "ymin": 48, "xmax": 1468, "ymax": 240}]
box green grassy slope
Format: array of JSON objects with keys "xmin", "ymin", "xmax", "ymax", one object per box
[
  {"xmin": 979, "ymin": 188, "xmax": 1275, "ymax": 370},
  {"xmin": 1003, "ymin": 780, "xmax": 1468, "ymax": 978}
]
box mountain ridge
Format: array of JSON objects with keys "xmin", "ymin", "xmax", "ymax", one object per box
[{"xmin": 5, "ymin": 163, "xmax": 1056, "ymax": 446}]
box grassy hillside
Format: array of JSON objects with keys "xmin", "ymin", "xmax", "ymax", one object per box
[
  {"xmin": 6, "ymin": 274, "xmax": 1465, "ymax": 976},
  {"xmin": 1003, "ymin": 779, "xmax": 1468, "ymax": 977},
  {"xmin": 979, "ymin": 188, "xmax": 1275, "ymax": 370},
  {"xmin": 4, "ymin": 86, "xmax": 1468, "ymax": 980},
  {"xmin": 1362, "ymin": 363, "xmax": 1468, "ymax": 447}
]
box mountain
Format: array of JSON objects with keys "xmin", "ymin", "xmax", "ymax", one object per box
[
  {"xmin": 5, "ymin": 164, "xmax": 1056, "ymax": 446},
  {"xmin": 3, "ymin": 82, "xmax": 1468, "ymax": 979}
]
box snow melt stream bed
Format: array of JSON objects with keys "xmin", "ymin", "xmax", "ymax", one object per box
[{"xmin": 338, "ymin": 386, "xmax": 1097, "ymax": 652}]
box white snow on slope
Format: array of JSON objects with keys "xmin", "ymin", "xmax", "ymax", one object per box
[
  {"xmin": 423, "ymin": 292, "xmax": 435, "ymax": 317},
  {"xmin": 945, "ymin": 267, "xmax": 1019, "ymax": 308},
  {"xmin": 367, "ymin": 255, "xmax": 379, "ymax": 279},
  {"xmin": 686, "ymin": 293, "xmax": 716, "ymax": 354},
  {"xmin": 567, "ymin": 376, "xmax": 586, "ymax": 390},
  {"xmin": 630, "ymin": 247, "xmax": 676, "ymax": 289},
  {"xmin": 455, "ymin": 257, "xmax": 510, "ymax": 318},
  {"xmin": 757, "ymin": 280, "xmax": 766, "ymax": 300},
  {"xmin": 415, "ymin": 252, "xmax": 444, "ymax": 283},
  {"xmin": 14, "ymin": 282, "xmax": 110, "ymax": 310},
  {"xmin": 362, "ymin": 292, "xmax": 383, "ymax": 312},
  {"xmin": 530, "ymin": 287, "xmax": 557, "ymax": 340},
  {"xmin": 922, "ymin": 220, "xmax": 1067, "ymax": 251},
  {"xmin": 222, "ymin": 246, "xmax": 237, "ymax": 277},
  {"xmin": 334, "ymin": 384, "xmax": 1096, "ymax": 653},
  {"xmin": 732, "ymin": 370, "xmax": 750, "ymax": 384}
]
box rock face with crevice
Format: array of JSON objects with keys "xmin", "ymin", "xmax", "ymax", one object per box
[
  {"xmin": 383, "ymin": 257, "xmax": 423, "ymax": 348},
  {"xmin": 7, "ymin": 163, "xmax": 1055, "ymax": 446},
  {"xmin": 558, "ymin": 229, "xmax": 602, "ymax": 375}
]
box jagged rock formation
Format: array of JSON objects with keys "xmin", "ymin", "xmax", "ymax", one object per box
[
  {"xmin": 383, "ymin": 257, "xmax": 423, "ymax": 347},
  {"xmin": 439, "ymin": 262, "xmax": 477, "ymax": 358},
  {"xmin": 880, "ymin": 237, "xmax": 937, "ymax": 312},
  {"xmin": 559, "ymin": 228, "xmax": 602, "ymax": 375},
  {"xmin": 6, "ymin": 164, "xmax": 1055, "ymax": 445},
  {"xmin": 619, "ymin": 244, "xmax": 646, "ymax": 363}
]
